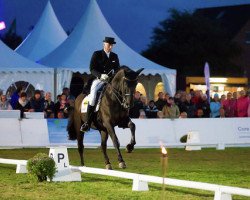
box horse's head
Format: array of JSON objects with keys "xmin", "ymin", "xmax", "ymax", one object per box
[{"xmin": 111, "ymin": 66, "xmax": 144, "ymax": 109}]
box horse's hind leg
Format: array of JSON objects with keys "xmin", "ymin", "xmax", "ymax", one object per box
[
  {"xmin": 126, "ymin": 120, "xmax": 136, "ymax": 153},
  {"xmin": 100, "ymin": 130, "xmax": 112, "ymax": 170},
  {"xmin": 77, "ymin": 132, "xmax": 84, "ymax": 166}
]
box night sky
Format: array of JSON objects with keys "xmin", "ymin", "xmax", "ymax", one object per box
[{"xmin": 1, "ymin": 0, "xmax": 250, "ymax": 52}]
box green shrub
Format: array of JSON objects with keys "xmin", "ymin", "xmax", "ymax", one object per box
[
  {"xmin": 180, "ymin": 134, "xmax": 187, "ymax": 143},
  {"xmin": 27, "ymin": 153, "xmax": 57, "ymax": 182}
]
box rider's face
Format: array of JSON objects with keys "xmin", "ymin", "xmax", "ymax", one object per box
[{"xmin": 103, "ymin": 42, "xmax": 113, "ymax": 53}]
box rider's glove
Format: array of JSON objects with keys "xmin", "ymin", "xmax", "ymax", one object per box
[{"xmin": 100, "ymin": 74, "xmax": 109, "ymax": 81}]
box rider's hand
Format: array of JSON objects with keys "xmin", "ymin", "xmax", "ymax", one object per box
[{"xmin": 100, "ymin": 74, "xmax": 109, "ymax": 81}]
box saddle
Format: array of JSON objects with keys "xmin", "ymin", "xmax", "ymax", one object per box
[{"xmin": 81, "ymin": 86, "xmax": 106, "ymax": 113}]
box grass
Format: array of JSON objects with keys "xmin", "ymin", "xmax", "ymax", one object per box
[{"xmin": 0, "ymin": 147, "xmax": 250, "ymax": 200}]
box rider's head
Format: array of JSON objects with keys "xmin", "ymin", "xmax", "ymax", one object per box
[{"xmin": 103, "ymin": 37, "xmax": 116, "ymax": 53}]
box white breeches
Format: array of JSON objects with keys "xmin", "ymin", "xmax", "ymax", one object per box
[{"xmin": 88, "ymin": 79, "xmax": 105, "ymax": 106}]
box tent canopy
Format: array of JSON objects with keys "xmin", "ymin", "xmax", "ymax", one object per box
[
  {"xmin": 15, "ymin": 1, "xmax": 67, "ymax": 62},
  {"xmin": 40, "ymin": 0, "xmax": 176, "ymax": 96},
  {"xmin": 0, "ymin": 40, "xmax": 54, "ymax": 96}
]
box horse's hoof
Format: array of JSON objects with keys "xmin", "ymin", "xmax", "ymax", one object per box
[
  {"xmin": 126, "ymin": 144, "xmax": 134, "ymax": 153},
  {"xmin": 119, "ymin": 162, "xmax": 127, "ymax": 169},
  {"xmin": 106, "ymin": 164, "xmax": 113, "ymax": 170}
]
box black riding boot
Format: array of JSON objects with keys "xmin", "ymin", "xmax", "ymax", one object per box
[{"xmin": 80, "ymin": 105, "xmax": 95, "ymax": 132}]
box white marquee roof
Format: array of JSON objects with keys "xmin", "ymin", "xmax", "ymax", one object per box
[
  {"xmin": 40, "ymin": 0, "xmax": 176, "ymax": 76},
  {"xmin": 0, "ymin": 40, "xmax": 53, "ymax": 73},
  {"xmin": 15, "ymin": 0, "xmax": 67, "ymax": 62}
]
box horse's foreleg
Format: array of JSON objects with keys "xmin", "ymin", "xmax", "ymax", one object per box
[
  {"xmin": 105, "ymin": 124, "xmax": 126, "ymax": 169},
  {"xmin": 77, "ymin": 133, "xmax": 84, "ymax": 166},
  {"xmin": 126, "ymin": 120, "xmax": 136, "ymax": 153},
  {"xmin": 100, "ymin": 130, "xmax": 112, "ymax": 169}
]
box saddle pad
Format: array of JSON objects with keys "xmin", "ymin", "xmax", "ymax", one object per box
[{"xmin": 81, "ymin": 95, "xmax": 89, "ymax": 113}]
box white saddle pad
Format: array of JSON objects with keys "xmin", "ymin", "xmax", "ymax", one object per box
[
  {"xmin": 81, "ymin": 95, "xmax": 101, "ymax": 113},
  {"xmin": 81, "ymin": 95, "xmax": 89, "ymax": 113}
]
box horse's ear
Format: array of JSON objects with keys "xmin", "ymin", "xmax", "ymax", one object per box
[{"xmin": 135, "ymin": 68, "xmax": 144, "ymax": 76}]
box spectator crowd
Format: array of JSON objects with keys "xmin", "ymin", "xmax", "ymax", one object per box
[
  {"xmin": 0, "ymin": 86, "xmax": 250, "ymax": 119},
  {"xmin": 128, "ymin": 89, "xmax": 250, "ymax": 119},
  {"xmin": 0, "ymin": 87, "xmax": 74, "ymax": 119}
]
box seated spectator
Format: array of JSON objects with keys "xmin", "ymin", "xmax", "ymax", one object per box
[
  {"xmin": 10, "ymin": 86, "xmax": 23, "ymax": 109},
  {"xmin": 219, "ymin": 107, "xmax": 226, "ymax": 118},
  {"xmin": 210, "ymin": 93, "xmax": 221, "ymax": 118},
  {"xmin": 30, "ymin": 90, "xmax": 45, "ymax": 113},
  {"xmin": 55, "ymin": 93, "xmax": 70, "ymax": 118},
  {"xmin": 57, "ymin": 111, "xmax": 65, "ymax": 119},
  {"xmin": 129, "ymin": 91, "xmax": 144, "ymax": 118},
  {"xmin": 196, "ymin": 94, "xmax": 210, "ymax": 118},
  {"xmin": 195, "ymin": 108, "xmax": 204, "ymax": 118},
  {"xmin": 15, "ymin": 92, "xmax": 32, "ymax": 118},
  {"xmin": 179, "ymin": 112, "xmax": 188, "ymax": 118},
  {"xmin": 236, "ymin": 90, "xmax": 249, "ymax": 117},
  {"xmin": 0, "ymin": 94, "xmax": 12, "ymax": 110},
  {"xmin": 161, "ymin": 97, "xmax": 180, "ymax": 119},
  {"xmin": 44, "ymin": 92, "xmax": 55, "ymax": 118},
  {"xmin": 155, "ymin": 92, "xmax": 166, "ymax": 111},
  {"xmin": 145, "ymin": 100, "xmax": 158, "ymax": 118}
]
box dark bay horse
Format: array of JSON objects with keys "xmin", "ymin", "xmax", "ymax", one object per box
[{"xmin": 68, "ymin": 66, "xmax": 144, "ymax": 169}]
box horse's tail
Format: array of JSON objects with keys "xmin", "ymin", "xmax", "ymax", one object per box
[
  {"xmin": 67, "ymin": 105, "xmax": 77, "ymax": 140},
  {"xmin": 67, "ymin": 93, "xmax": 87, "ymax": 140}
]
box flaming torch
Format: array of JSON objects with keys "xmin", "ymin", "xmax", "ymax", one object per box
[
  {"xmin": 161, "ymin": 146, "xmax": 168, "ymax": 199},
  {"xmin": 0, "ymin": 21, "xmax": 6, "ymax": 31}
]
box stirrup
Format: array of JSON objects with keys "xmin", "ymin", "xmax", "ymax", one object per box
[{"xmin": 80, "ymin": 123, "xmax": 90, "ymax": 132}]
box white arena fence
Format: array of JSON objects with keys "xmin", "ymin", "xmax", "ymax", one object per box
[
  {"xmin": 0, "ymin": 110, "xmax": 250, "ymax": 148},
  {"xmin": 0, "ymin": 156, "xmax": 250, "ymax": 200}
]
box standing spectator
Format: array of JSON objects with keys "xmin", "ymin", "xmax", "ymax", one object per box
[
  {"xmin": 191, "ymin": 90, "xmax": 202, "ymax": 105},
  {"xmin": 15, "ymin": 92, "xmax": 32, "ymax": 118},
  {"xmin": 185, "ymin": 93, "xmax": 196, "ymax": 118},
  {"xmin": 174, "ymin": 92, "xmax": 181, "ymax": 107},
  {"xmin": 196, "ymin": 94, "xmax": 210, "ymax": 118},
  {"xmin": 155, "ymin": 92, "xmax": 166, "ymax": 111},
  {"xmin": 0, "ymin": 94, "xmax": 12, "ymax": 110},
  {"xmin": 221, "ymin": 92, "xmax": 236, "ymax": 117},
  {"xmin": 30, "ymin": 90, "xmax": 45, "ymax": 112},
  {"xmin": 62, "ymin": 87, "xmax": 75, "ymax": 101},
  {"xmin": 161, "ymin": 97, "xmax": 180, "ymax": 119},
  {"xmin": 129, "ymin": 91, "xmax": 144, "ymax": 118},
  {"xmin": 145, "ymin": 100, "xmax": 158, "ymax": 118},
  {"xmin": 236, "ymin": 90, "xmax": 249, "ymax": 117},
  {"xmin": 210, "ymin": 93, "xmax": 221, "ymax": 118},
  {"xmin": 220, "ymin": 94, "xmax": 226, "ymax": 103},
  {"xmin": 10, "ymin": 86, "xmax": 23, "ymax": 109},
  {"xmin": 44, "ymin": 92, "xmax": 55, "ymax": 118}
]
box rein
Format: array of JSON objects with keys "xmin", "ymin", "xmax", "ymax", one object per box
[{"xmin": 107, "ymin": 76, "xmax": 138, "ymax": 109}]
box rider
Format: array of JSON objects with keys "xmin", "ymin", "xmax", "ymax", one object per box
[{"xmin": 80, "ymin": 37, "xmax": 120, "ymax": 132}]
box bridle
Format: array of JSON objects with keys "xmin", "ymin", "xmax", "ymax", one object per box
[{"xmin": 108, "ymin": 76, "xmax": 138, "ymax": 109}]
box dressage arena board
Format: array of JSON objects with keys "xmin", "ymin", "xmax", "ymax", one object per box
[{"xmin": 1, "ymin": 117, "xmax": 250, "ymax": 148}]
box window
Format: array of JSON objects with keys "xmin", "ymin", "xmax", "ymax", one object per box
[{"xmin": 6, "ymin": 81, "xmax": 35, "ymax": 99}]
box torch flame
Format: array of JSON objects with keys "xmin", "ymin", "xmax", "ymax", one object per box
[{"xmin": 161, "ymin": 146, "xmax": 167, "ymax": 155}]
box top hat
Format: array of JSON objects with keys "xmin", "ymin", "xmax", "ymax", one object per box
[{"xmin": 103, "ymin": 37, "xmax": 116, "ymax": 44}]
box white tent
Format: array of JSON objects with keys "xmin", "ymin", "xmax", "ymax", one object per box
[
  {"xmin": 15, "ymin": 0, "xmax": 67, "ymax": 62},
  {"xmin": 40, "ymin": 0, "xmax": 176, "ymax": 97},
  {"xmin": 0, "ymin": 40, "xmax": 54, "ymax": 97}
]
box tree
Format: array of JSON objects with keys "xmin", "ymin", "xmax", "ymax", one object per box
[
  {"xmin": 0, "ymin": 19, "xmax": 22, "ymax": 50},
  {"xmin": 142, "ymin": 9, "xmax": 242, "ymax": 88}
]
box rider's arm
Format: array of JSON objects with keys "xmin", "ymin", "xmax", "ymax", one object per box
[{"xmin": 90, "ymin": 51, "xmax": 102, "ymax": 79}]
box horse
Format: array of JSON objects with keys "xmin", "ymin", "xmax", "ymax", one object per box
[{"xmin": 67, "ymin": 66, "xmax": 144, "ymax": 169}]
